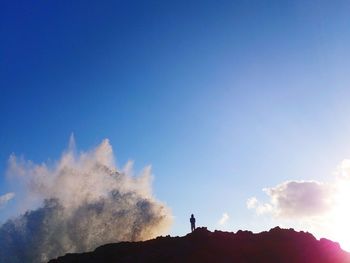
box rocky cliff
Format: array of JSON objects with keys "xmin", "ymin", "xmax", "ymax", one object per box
[{"xmin": 49, "ymin": 227, "xmax": 350, "ymax": 263}]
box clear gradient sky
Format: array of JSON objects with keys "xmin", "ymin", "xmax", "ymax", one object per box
[{"xmin": 1, "ymin": 0, "xmax": 350, "ymax": 247}]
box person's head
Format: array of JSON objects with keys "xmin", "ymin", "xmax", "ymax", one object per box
[{"xmin": 191, "ymin": 214, "xmax": 194, "ymax": 218}]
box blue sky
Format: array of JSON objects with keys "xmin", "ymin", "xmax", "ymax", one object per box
[{"xmin": 1, "ymin": 0, "xmax": 350, "ymax": 242}]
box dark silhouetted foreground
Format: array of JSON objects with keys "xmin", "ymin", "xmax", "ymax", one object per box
[{"xmin": 48, "ymin": 227, "xmax": 350, "ymax": 263}]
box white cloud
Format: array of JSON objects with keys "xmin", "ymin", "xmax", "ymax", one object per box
[
  {"xmin": 246, "ymin": 197, "xmax": 258, "ymax": 209},
  {"xmin": 247, "ymin": 159, "xmax": 350, "ymax": 219},
  {"xmin": 335, "ymin": 159, "xmax": 350, "ymax": 178},
  {"xmin": 247, "ymin": 181, "xmax": 334, "ymax": 218},
  {"xmin": 246, "ymin": 196, "xmax": 273, "ymax": 215},
  {"xmin": 263, "ymin": 180, "xmax": 334, "ymax": 218},
  {"xmin": 218, "ymin": 212, "xmax": 229, "ymax": 225},
  {"xmin": 0, "ymin": 192, "xmax": 15, "ymax": 207},
  {"xmin": 246, "ymin": 159, "xmax": 350, "ymax": 250}
]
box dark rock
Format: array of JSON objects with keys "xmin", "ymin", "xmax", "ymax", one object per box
[{"xmin": 48, "ymin": 227, "xmax": 350, "ymax": 263}]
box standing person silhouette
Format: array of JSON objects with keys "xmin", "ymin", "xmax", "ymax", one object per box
[{"xmin": 190, "ymin": 214, "xmax": 196, "ymax": 232}]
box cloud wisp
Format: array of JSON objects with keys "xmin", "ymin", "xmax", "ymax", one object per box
[
  {"xmin": 0, "ymin": 192, "xmax": 15, "ymax": 208},
  {"xmin": 0, "ymin": 138, "xmax": 172, "ymax": 263},
  {"xmin": 218, "ymin": 212, "xmax": 230, "ymax": 226}
]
